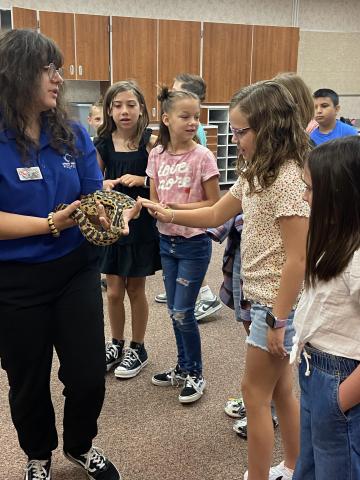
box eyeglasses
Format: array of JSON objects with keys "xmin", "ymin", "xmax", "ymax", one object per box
[
  {"xmin": 230, "ymin": 125, "xmax": 251, "ymax": 138},
  {"xmin": 43, "ymin": 63, "xmax": 64, "ymax": 81}
]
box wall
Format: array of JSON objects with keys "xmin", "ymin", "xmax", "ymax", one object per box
[{"xmin": 1, "ymin": 0, "xmax": 360, "ymax": 115}]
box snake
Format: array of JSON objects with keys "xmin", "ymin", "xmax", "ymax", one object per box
[{"xmin": 55, "ymin": 190, "xmax": 138, "ymax": 246}]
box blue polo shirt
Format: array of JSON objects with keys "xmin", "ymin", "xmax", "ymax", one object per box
[
  {"xmin": 310, "ymin": 120, "xmax": 358, "ymax": 145},
  {"xmin": 0, "ymin": 122, "xmax": 103, "ymax": 263}
]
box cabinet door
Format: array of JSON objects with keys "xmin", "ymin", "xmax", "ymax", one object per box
[
  {"xmin": 12, "ymin": 6, "xmax": 37, "ymax": 29},
  {"xmin": 158, "ymin": 20, "xmax": 201, "ymax": 87},
  {"xmin": 203, "ymin": 23, "xmax": 252, "ymax": 103},
  {"xmin": 75, "ymin": 14, "xmax": 110, "ymax": 81},
  {"xmin": 39, "ymin": 11, "xmax": 76, "ymax": 80},
  {"xmin": 112, "ymin": 16, "xmax": 157, "ymax": 120},
  {"xmin": 251, "ymin": 25, "xmax": 299, "ymax": 82}
]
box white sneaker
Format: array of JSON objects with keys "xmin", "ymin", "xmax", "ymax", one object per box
[
  {"xmin": 224, "ymin": 396, "xmax": 246, "ymax": 418},
  {"xmin": 269, "ymin": 461, "xmax": 293, "ymax": 480},
  {"xmin": 194, "ymin": 297, "xmax": 222, "ymax": 320},
  {"xmin": 155, "ymin": 292, "xmax": 167, "ymax": 303},
  {"xmin": 244, "ymin": 460, "xmax": 293, "ymax": 480}
]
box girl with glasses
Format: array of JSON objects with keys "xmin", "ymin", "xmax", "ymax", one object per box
[
  {"xmin": 140, "ymin": 81, "xmax": 310, "ymax": 479},
  {"xmin": 0, "ymin": 29, "xmax": 135, "ymax": 480}
]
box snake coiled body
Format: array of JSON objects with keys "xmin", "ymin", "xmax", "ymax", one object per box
[{"xmin": 55, "ymin": 190, "xmax": 137, "ymax": 246}]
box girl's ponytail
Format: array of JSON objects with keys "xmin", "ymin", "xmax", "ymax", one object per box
[{"xmin": 156, "ymin": 85, "xmax": 199, "ymax": 153}]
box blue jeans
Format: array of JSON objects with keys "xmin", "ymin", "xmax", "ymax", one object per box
[
  {"xmin": 294, "ymin": 344, "xmax": 360, "ymax": 480},
  {"xmin": 160, "ymin": 234, "xmax": 211, "ymax": 376}
]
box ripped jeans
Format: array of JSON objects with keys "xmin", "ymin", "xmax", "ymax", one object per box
[{"xmin": 160, "ymin": 234, "xmax": 211, "ymax": 375}]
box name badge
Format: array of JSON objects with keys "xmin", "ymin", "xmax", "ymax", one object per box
[{"xmin": 17, "ymin": 166, "xmax": 43, "ymax": 181}]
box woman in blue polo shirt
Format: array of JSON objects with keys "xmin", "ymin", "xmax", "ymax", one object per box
[{"xmin": 0, "ymin": 29, "xmax": 131, "ymax": 480}]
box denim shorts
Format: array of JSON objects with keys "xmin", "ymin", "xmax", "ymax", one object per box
[{"xmin": 246, "ymin": 303, "xmax": 295, "ymax": 353}]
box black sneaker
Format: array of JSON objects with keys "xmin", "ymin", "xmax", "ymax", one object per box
[
  {"xmin": 152, "ymin": 365, "xmax": 187, "ymax": 386},
  {"xmin": 24, "ymin": 459, "xmax": 51, "ymax": 480},
  {"xmin": 178, "ymin": 374, "xmax": 206, "ymax": 403},
  {"xmin": 64, "ymin": 446, "xmax": 120, "ymax": 480},
  {"xmin": 105, "ymin": 341, "xmax": 123, "ymax": 372},
  {"xmin": 114, "ymin": 345, "xmax": 148, "ymax": 378}
]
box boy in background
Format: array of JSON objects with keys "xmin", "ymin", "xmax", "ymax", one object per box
[
  {"xmin": 88, "ymin": 100, "xmax": 103, "ymax": 140},
  {"xmin": 155, "ymin": 73, "xmax": 222, "ymax": 321},
  {"xmin": 310, "ymin": 88, "xmax": 358, "ymax": 145}
]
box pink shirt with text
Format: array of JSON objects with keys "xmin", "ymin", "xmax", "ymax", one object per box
[{"xmin": 146, "ymin": 144, "xmax": 219, "ymax": 238}]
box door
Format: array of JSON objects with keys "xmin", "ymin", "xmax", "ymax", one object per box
[
  {"xmin": 12, "ymin": 6, "xmax": 37, "ymax": 29},
  {"xmin": 158, "ymin": 19, "xmax": 201, "ymax": 87},
  {"xmin": 251, "ymin": 25, "xmax": 299, "ymax": 82},
  {"xmin": 203, "ymin": 22, "xmax": 252, "ymax": 103},
  {"xmin": 75, "ymin": 14, "xmax": 110, "ymax": 81},
  {"xmin": 112, "ymin": 16, "xmax": 157, "ymax": 119},
  {"xmin": 39, "ymin": 11, "xmax": 76, "ymax": 80}
]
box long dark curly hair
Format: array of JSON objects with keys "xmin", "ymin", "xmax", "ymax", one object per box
[
  {"xmin": 0, "ymin": 29, "xmax": 77, "ymax": 162},
  {"xmin": 230, "ymin": 81, "xmax": 310, "ymax": 193}
]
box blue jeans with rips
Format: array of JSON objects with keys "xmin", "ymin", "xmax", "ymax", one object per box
[
  {"xmin": 160, "ymin": 234, "xmax": 211, "ymax": 376},
  {"xmin": 294, "ymin": 344, "xmax": 360, "ymax": 480}
]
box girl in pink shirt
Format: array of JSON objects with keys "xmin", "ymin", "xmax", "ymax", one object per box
[{"xmin": 146, "ymin": 86, "xmax": 220, "ymax": 403}]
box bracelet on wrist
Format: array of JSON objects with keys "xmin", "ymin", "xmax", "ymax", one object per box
[
  {"xmin": 169, "ymin": 209, "xmax": 175, "ymax": 223},
  {"xmin": 143, "ymin": 176, "xmax": 149, "ymax": 188},
  {"xmin": 47, "ymin": 212, "xmax": 60, "ymax": 238}
]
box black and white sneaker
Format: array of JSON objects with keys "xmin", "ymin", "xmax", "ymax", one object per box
[
  {"xmin": 64, "ymin": 446, "xmax": 121, "ymax": 480},
  {"xmin": 194, "ymin": 297, "xmax": 222, "ymax": 321},
  {"xmin": 114, "ymin": 345, "xmax": 148, "ymax": 378},
  {"xmin": 178, "ymin": 374, "xmax": 206, "ymax": 403},
  {"xmin": 152, "ymin": 365, "xmax": 187, "ymax": 386},
  {"xmin": 24, "ymin": 459, "xmax": 51, "ymax": 480},
  {"xmin": 233, "ymin": 415, "xmax": 279, "ymax": 439},
  {"xmin": 105, "ymin": 341, "xmax": 124, "ymax": 372}
]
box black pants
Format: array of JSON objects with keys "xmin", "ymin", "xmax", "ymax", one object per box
[{"xmin": 0, "ymin": 243, "xmax": 106, "ymax": 459}]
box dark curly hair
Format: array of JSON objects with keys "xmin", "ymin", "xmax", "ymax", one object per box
[{"xmin": 0, "ymin": 29, "xmax": 77, "ymax": 162}]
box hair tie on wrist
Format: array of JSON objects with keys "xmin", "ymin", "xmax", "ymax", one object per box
[
  {"xmin": 47, "ymin": 212, "xmax": 60, "ymax": 237},
  {"xmin": 169, "ymin": 209, "xmax": 175, "ymax": 223}
]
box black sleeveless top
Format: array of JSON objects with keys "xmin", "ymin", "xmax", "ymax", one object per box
[{"xmin": 95, "ymin": 129, "xmax": 158, "ymax": 246}]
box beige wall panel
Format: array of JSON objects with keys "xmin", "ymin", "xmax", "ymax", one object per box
[
  {"xmin": 298, "ymin": 31, "xmax": 360, "ymax": 95},
  {"xmin": 299, "ymin": 0, "xmax": 360, "ymax": 32},
  {"xmin": 338, "ymin": 96, "xmax": 360, "ymax": 119},
  {"xmin": 1, "ymin": 0, "xmax": 292, "ymax": 25}
]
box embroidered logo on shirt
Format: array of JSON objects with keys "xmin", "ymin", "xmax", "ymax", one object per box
[{"xmin": 62, "ymin": 153, "xmax": 76, "ymax": 169}]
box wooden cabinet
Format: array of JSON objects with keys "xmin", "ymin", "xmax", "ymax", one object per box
[
  {"xmin": 251, "ymin": 25, "xmax": 299, "ymax": 82},
  {"xmin": 158, "ymin": 19, "xmax": 201, "ymax": 87},
  {"xmin": 203, "ymin": 23, "xmax": 252, "ymax": 103},
  {"xmin": 112, "ymin": 16, "xmax": 157, "ymax": 118},
  {"xmin": 12, "ymin": 6, "xmax": 37, "ymax": 29},
  {"xmin": 75, "ymin": 14, "xmax": 110, "ymax": 80},
  {"xmin": 39, "ymin": 12, "xmax": 75, "ymax": 80},
  {"xmin": 39, "ymin": 11, "xmax": 110, "ymax": 81},
  {"xmin": 111, "ymin": 18, "xmax": 201, "ymax": 120}
]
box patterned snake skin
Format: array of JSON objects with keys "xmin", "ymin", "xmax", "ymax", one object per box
[{"xmin": 55, "ymin": 190, "xmax": 137, "ymax": 246}]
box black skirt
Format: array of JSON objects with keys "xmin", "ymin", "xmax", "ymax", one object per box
[{"xmin": 99, "ymin": 239, "xmax": 161, "ymax": 277}]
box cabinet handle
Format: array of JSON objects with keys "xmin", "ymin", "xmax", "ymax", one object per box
[
  {"xmin": 78, "ymin": 65, "xmax": 83, "ymax": 76},
  {"xmin": 69, "ymin": 64, "xmax": 75, "ymax": 76},
  {"xmin": 151, "ymin": 107, "xmax": 156, "ymax": 118}
]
